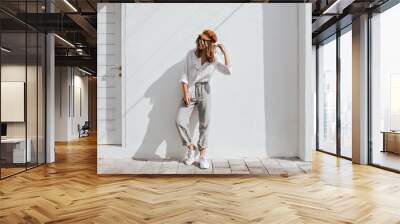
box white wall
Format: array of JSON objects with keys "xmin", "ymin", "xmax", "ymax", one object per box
[
  {"xmin": 98, "ymin": 3, "xmax": 313, "ymax": 169},
  {"xmin": 312, "ymin": 45, "xmax": 317, "ymax": 152},
  {"xmin": 97, "ymin": 3, "xmax": 122, "ymax": 145},
  {"xmin": 55, "ymin": 67, "xmax": 68, "ymax": 141},
  {"xmin": 72, "ymin": 73, "xmax": 89, "ymax": 137},
  {"xmin": 55, "ymin": 67, "xmax": 89, "ymax": 141},
  {"xmin": 297, "ymin": 5, "xmax": 313, "ymax": 161}
]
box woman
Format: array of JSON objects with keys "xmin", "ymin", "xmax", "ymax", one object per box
[{"xmin": 176, "ymin": 29, "xmax": 232, "ymax": 169}]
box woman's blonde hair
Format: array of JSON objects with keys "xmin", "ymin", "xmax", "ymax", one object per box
[{"xmin": 195, "ymin": 29, "xmax": 218, "ymax": 63}]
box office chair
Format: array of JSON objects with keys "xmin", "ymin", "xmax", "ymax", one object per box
[{"xmin": 79, "ymin": 121, "xmax": 90, "ymax": 138}]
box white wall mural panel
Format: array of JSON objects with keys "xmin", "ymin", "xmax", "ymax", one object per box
[{"xmin": 97, "ymin": 3, "xmax": 313, "ymax": 171}]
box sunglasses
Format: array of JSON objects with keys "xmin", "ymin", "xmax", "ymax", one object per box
[{"xmin": 197, "ymin": 35, "xmax": 211, "ymax": 45}]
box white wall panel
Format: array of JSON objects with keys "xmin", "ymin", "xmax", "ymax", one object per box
[
  {"xmin": 97, "ymin": 3, "xmax": 313, "ymax": 171},
  {"xmin": 97, "ymin": 3, "xmax": 122, "ymax": 145}
]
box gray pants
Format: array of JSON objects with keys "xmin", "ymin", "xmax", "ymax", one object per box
[{"xmin": 176, "ymin": 82, "xmax": 211, "ymax": 150}]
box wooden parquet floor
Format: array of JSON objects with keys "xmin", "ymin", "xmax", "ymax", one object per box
[{"xmin": 1, "ymin": 135, "xmax": 400, "ymax": 223}]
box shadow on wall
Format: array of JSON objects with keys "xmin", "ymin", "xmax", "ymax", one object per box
[
  {"xmin": 125, "ymin": 4, "xmax": 304, "ymax": 160},
  {"xmin": 133, "ymin": 59, "xmax": 198, "ymax": 160}
]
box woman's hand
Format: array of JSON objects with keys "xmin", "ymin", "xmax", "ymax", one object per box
[
  {"xmin": 181, "ymin": 83, "xmax": 191, "ymax": 106},
  {"xmin": 183, "ymin": 94, "xmax": 191, "ymax": 106},
  {"xmin": 217, "ymin": 44, "xmax": 226, "ymax": 53},
  {"xmin": 216, "ymin": 44, "xmax": 230, "ymax": 66}
]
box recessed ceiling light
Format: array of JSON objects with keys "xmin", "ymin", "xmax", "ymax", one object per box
[
  {"xmin": 78, "ymin": 67, "xmax": 93, "ymax": 76},
  {"xmin": 1, "ymin": 47, "xmax": 11, "ymax": 53},
  {"xmin": 63, "ymin": 0, "xmax": 78, "ymax": 12},
  {"xmin": 54, "ymin": 34, "xmax": 75, "ymax": 48},
  {"xmin": 323, "ymin": 0, "xmax": 343, "ymax": 14}
]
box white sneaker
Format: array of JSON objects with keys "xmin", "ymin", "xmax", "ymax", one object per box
[
  {"xmin": 199, "ymin": 157, "xmax": 210, "ymax": 169},
  {"xmin": 184, "ymin": 149, "xmax": 196, "ymax": 165}
]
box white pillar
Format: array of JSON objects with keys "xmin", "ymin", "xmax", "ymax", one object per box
[{"xmin": 46, "ymin": 32, "xmax": 55, "ymax": 163}]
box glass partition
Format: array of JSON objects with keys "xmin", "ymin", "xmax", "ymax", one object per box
[
  {"xmin": 1, "ymin": 31, "xmax": 28, "ymax": 178},
  {"xmin": 0, "ymin": 1, "xmax": 46, "ymax": 179}
]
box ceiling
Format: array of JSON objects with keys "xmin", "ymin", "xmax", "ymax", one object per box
[{"xmin": 0, "ymin": 0, "xmax": 395, "ymax": 75}]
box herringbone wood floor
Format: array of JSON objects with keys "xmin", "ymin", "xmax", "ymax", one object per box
[{"xmin": 1, "ymin": 135, "xmax": 400, "ymax": 224}]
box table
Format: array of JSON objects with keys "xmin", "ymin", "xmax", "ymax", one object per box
[
  {"xmin": 382, "ymin": 131, "xmax": 400, "ymax": 154},
  {"xmin": 1, "ymin": 138, "xmax": 32, "ymax": 163}
]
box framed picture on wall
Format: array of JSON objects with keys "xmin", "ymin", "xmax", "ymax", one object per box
[{"xmin": 1, "ymin": 81, "xmax": 25, "ymax": 122}]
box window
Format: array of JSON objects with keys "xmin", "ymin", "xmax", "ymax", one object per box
[
  {"xmin": 340, "ymin": 29, "xmax": 352, "ymax": 158},
  {"xmin": 318, "ymin": 37, "xmax": 337, "ymax": 154},
  {"xmin": 370, "ymin": 3, "xmax": 400, "ymax": 171}
]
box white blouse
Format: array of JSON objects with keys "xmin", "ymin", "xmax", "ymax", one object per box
[{"xmin": 180, "ymin": 48, "xmax": 232, "ymax": 97}]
